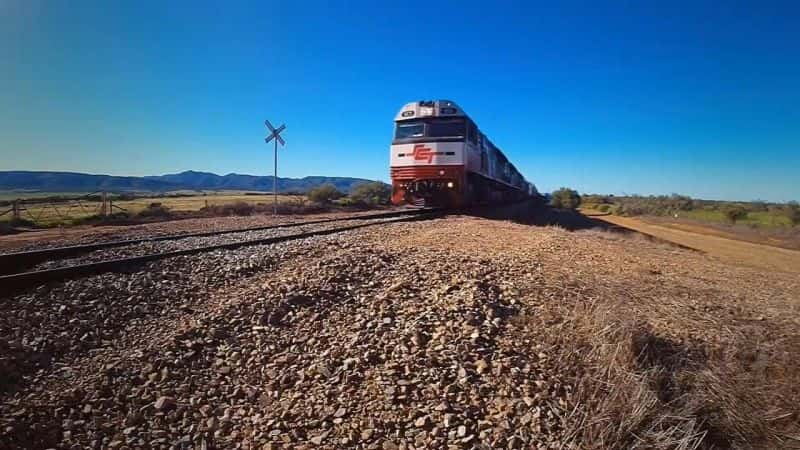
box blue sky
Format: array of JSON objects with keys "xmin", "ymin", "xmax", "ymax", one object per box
[{"xmin": 1, "ymin": 0, "xmax": 798, "ymax": 201}]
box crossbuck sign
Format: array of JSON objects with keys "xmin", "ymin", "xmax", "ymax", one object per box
[{"xmin": 264, "ymin": 120, "xmax": 286, "ymax": 215}]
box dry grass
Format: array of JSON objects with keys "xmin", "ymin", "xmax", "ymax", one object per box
[
  {"xmin": 378, "ymin": 216, "xmax": 800, "ymax": 449},
  {"xmin": 200, "ymin": 199, "xmax": 334, "ymax": 216},
  {"xmin": 119, "ymin": 193, "xmax": 305, "ymax": 213},
  {"xmin": 549, "ymin": 272, "xmax": 800, "ymax": 449},
  {"xmin": 0, "ymin": 193, "xmax": 306, "ymax": 226}
]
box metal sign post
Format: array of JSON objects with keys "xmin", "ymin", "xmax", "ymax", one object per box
[{"xmin": 264, "ymin": 120, "xmax": 286, "ymax": 215}]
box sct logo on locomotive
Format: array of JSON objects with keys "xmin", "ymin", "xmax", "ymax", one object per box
[{"xmin": 411, "ymin": 144, "xmax": 435, "ymax": 163}]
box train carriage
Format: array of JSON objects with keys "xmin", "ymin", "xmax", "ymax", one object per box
[{"xmin": 390, "ymin": 100, "xmax": 536, "ymax": 207}]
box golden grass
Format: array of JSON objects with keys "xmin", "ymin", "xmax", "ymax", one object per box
[
  {"xmin": 555, "ymin": 292, "xmax": 800, "ymax": 449},
  {"xmin": 1, "ymin": 193, "xmax": 306, "ymax": 226},
  {"xmin": 118, "ymin": 193, "xmax": 304, "ymax": 213}
]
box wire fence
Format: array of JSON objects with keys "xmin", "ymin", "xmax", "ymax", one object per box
[
  {"xmin": 0, "ymin": 192, "xmax": 126, "ymax": 226},
  {"xmin": 0, "ymin": 192, "xmax": 308, "ymax": 227}
]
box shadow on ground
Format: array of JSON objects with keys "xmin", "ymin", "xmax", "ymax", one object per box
[
  {"xmin": 462, "ymin": 200, "xmax": 701, "ymax": 252},
  {"xmin": 464, "ymin": 200, "xmax": 631, "ymax": 233}
]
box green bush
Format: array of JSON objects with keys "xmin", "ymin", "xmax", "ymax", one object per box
[
  {"xmin": 348, "ymin": 182, "xmax": 391, "ymax": 206},
  {"xmin": 337, "ymin": 197, "xmax": 356, "ymax": 207},
  {"xmin": 597, "ymin": 204, "xmax": 611, "ymax": 213},
  {"xmin": 603, "ymin": 194, "xmax": 695, "ymax": 217},
  {"xmin": 722, "ymin": 205, "xmax": 748, "ymax": 224},
  {"xmin": 582, "ymin": 194, "xmax": 611, "ymax": 205},
  {"xmin": 785, "ymin": 201, "xmax": 800, "ymax": 227},
  {"xmin": 550, "ymin": 188, "xmax": 581, "ymax": 209},
  {"xmin": 307, "ymin": 184, "xmax": 344, "ymax": 204}
]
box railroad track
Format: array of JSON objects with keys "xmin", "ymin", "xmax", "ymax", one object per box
[
  {"xmin": 0, "ymin": 209, "xmax": 432, "ymax": 275},
  {"xmin": 0, "ymin": 209, "xmax": 442, "ymax": 297}
]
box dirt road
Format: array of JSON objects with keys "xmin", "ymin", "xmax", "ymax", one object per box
[{"xmin": 593, "ymin": 214, "xmax": 800, "ymax": 274}]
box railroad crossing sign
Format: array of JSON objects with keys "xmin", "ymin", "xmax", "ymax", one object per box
[
  {"xmin": 264, "ymin": 119, "xmax": 287, "ymax": 215},
  {"xmin": 264, "ymin": 120, "xmax": 286, "ymax": 146}
]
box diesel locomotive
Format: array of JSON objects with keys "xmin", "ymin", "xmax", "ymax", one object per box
[{"xmin": 390, "ymin": 100, "xmax": 536, "ymax": 207}]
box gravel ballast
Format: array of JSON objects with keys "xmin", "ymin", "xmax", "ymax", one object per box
[{"xmin": 1, "ymin": 215, "xmax": 797, "ymax": 449}]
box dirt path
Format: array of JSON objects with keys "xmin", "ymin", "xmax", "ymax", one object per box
[{"xmin": 594, "ymin": 214, "xmax": 800, "ymax": 274}]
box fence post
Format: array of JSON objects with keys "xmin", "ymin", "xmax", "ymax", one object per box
[
  {"xmin": 12, "ymin": 200, "xmax": 20, "ymax": 220},
  {"xmin": 101, "ymin": 192, "xmax": 107, "ymax": 216}
]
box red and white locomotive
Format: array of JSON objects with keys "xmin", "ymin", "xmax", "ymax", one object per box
[{"xmin": 390, "ymin": 100, "xmax": 536, "ymax": 207}]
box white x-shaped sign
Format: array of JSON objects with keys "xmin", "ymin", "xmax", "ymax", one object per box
[{"xmin": 264, "ymin": 120, "xmax": 286, "ymax": 146}]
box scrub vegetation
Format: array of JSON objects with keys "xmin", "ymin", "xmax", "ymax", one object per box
[
  {"xmin": 306, "ymin": 184, "xmax": 345, "ymax": 204},
  {"xmin": 0, "ymin": 187, "xmax": 390, "ymax": 231},
  {"xmin": 582, "ymin": 194, "xmax": 799, "ymax": 228},
  {"xmin": 582, "ymin": 194, "xmax": 800, "ymax": 250},
  {"xmin": 550, "ymin": 188, "xmax": 582, "ymax": 209},
  {"xmin": 347, "ymin": 181, "xmax": 392, "ymax": 207}
]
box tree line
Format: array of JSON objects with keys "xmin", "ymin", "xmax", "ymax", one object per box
[
  {"xmin": 306, "ymin": 182, "xmax": 391, "ymax": 207},
  {"xmin": 550, "ymin": 189, "xmax": 799, "ymax": 226}
]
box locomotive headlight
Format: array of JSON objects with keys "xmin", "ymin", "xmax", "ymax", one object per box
[
  {"xmin": 439, "ymin": 170, "xmax": 445, "ymax": 175},
  {"xmin": 447, "ymin": 182, "xmax": 454, "ymax": 188}
]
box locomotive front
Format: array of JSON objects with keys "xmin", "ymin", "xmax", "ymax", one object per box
[{"xmin": 389, "ymin": 100, "xmax": 467, "ymax": 207}]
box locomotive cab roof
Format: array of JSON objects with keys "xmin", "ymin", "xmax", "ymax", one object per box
[{"xmin": 394, "ymin": 100, "xmax": 466, "ymax": 121}]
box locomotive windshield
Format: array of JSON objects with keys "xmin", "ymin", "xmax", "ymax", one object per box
[
  {"xmin": 394, "ymin": 118, "xmax": 465, "ymax": 140},
  {"xmin": 428, "ymin": 119, "xmax": 465, "ymax": 138},
  {"xmin": 395, "ymin": 122, "xmax": 425, "ymax": 139}
]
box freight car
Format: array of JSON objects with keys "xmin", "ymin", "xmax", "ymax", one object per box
[{"xmin": 390, "ymin": 100, "xmax": 536, "ymax": 207}]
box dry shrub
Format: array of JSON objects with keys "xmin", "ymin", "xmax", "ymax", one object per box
[
  {"xmin": 202, "ymin": 199, "xmax": 334, "ymax": 216},
  {"xmin": 200, "ymin": 201, "xmax": 255, "ymax": 216},
  {"xmin": 559, "ymin": 297, "xmax": 799, "ymax": 450},
  {"xmin": 0, "ymin": 222, "xmax": 17, "ymax": 235},
  {"xmin": 272, "ymin": 201, "xmax": 330, "ymax": 215},
  {"xmin": 136, "ymin": 203, "xmax": 172, "ymax": 219},
  {"xmin": 198, "ymin": 199, "xmax": 333, "ymax": 217},
  {"xmin": 0, "ymin": 217, "xmax": 37, "ymax": 234},
  {"xmin": 71, "ymin": 212, "xmax": 133, "ymax": 226}
]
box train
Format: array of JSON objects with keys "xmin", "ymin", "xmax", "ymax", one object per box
[{"xmin": 389, "ymin": 100, "xmax": 537, "ymax": 207}]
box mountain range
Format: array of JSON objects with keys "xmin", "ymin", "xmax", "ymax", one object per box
[{"xmin": 0, "ymin": 171, "xmax": 379, "ymax": 193}]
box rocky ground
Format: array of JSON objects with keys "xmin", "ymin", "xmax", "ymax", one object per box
[
  {"xmin": 27, "ymin": 215, "xmax": 412, "ymax": 272},
  {"xmin": 0, "ymin": 211, "xmax": 387, "ymax": 253},
  {"xmin": 1, "ymin": 214, "xmax": 798, "ymax": 449}
]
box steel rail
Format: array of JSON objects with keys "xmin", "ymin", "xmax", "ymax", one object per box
[
  {"xmin": 0, "ymin": 211, "xmax": 442, "ymax": 297},
  {"xmin": 0, "ymin": 208, "xmax": 435, "ymax": 275}
]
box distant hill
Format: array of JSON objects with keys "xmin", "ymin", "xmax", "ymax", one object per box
[{"xmin": 0, "ymin": 170, "xmax": 379, "ymax": 194}]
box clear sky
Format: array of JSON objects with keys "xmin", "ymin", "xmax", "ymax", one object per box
[{"xmin": 1, "ymin": 0, "xmax": 798, "ymax": 201}]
